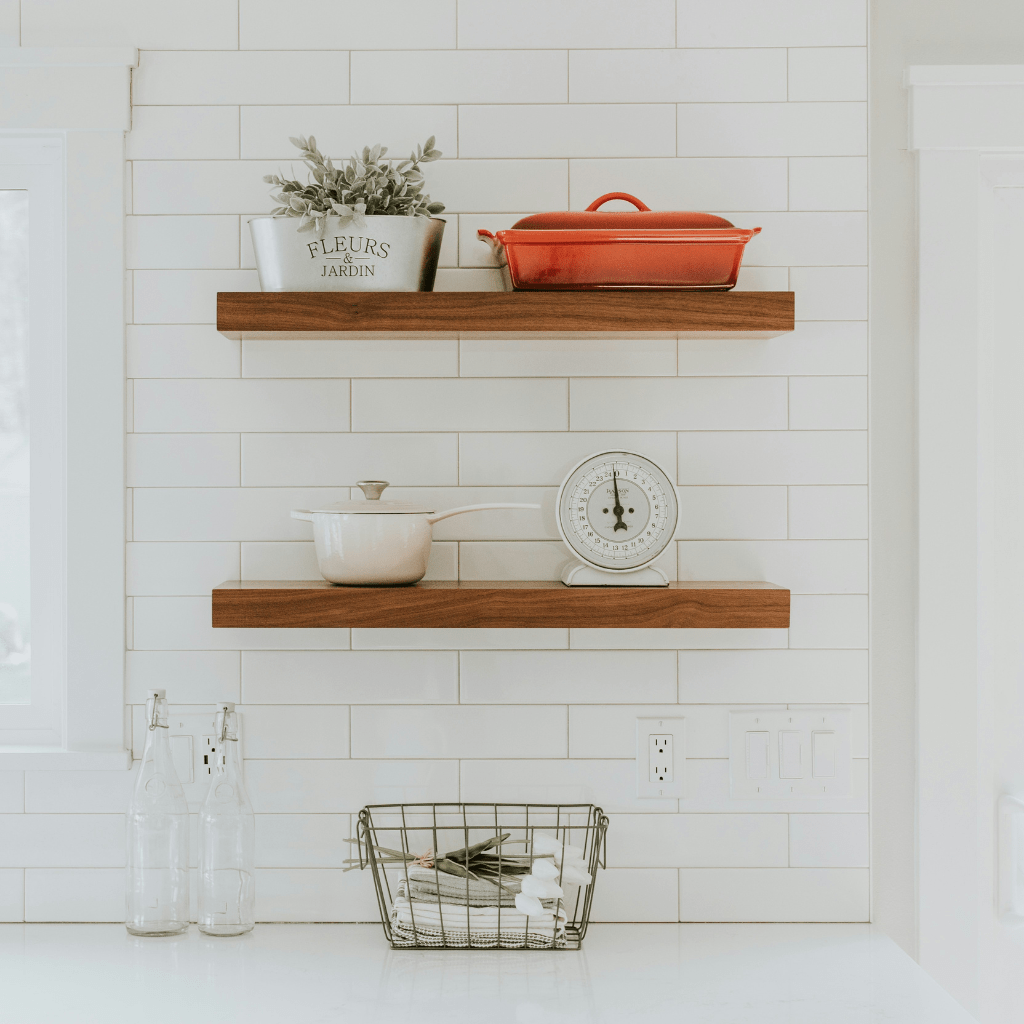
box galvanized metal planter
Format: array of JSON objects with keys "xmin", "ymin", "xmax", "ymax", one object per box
[{"xmin": 249, "ymin": 215, "xmax": 445, "ymax": 292}]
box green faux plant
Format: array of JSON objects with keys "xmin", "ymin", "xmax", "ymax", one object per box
[{"xmin": 263, "ymin": 135, "xmax": 445, "ymax": 236}]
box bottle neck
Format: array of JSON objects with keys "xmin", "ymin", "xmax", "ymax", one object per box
[
  {"xmin": 214, "ymin": 710, "xmax": 241, "ymax": 777},
  {"xmin": 141, "ymin": 695, "xmax": 173, "ymax": 764}
]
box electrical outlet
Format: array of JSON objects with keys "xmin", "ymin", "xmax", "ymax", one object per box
[
  {"xmin": 649, "ymin": 734, "xmax": 673, "ymax": 783},
  {"xmin": 133, "ymin": 704, "xmax": 240, "ymax": 806},
  {"xmin": 729, "ymin": 709, "xmax": 852, "ymax": 799},
  {"xmin": 636, "ymin": 717, "xmax": 685, "ymax": 798}
]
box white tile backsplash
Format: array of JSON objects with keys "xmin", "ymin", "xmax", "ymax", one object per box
[
  {"xmin": 0, "ymin": 816, "xmax": 124, "ymax": 868},
  {"xmin": 570, "ymin": 49, "xmax": 787, "ymax": 104},
  {"xmin": 570, "ymin": 377, "xmax": 788, "ymax": 431},
  {"xmin": 678, "ymin": 867, "xmax": 869, "ymax": 922},
  {"xmin": 241, "ymin": 336, "xmax": 459, "ymax": 378},
  {"xmin": 135, "ymin": 380, "xmax": 350, "ymax": 434},
  {"xmin": 242, "ymin": 650, "xmax": 459, "ymax": 705},
  {"xmin": 128, "ymin": 433, "xmax": 241, "ymax": 488},
  {"xmin": 789, "ymin": 814, "xmax": 870, "ymax": 867},
  {"xmin": 611, "ymin": 813, "xmax": 789, "ymax": 867},
  {"xmin": 459, "ymin": 104, "xmax": 677, "ymax": 159},
  {"xmin": 676, "ymin": 103, "xmax": 866, "ymax": 157},
  {"xmin": 127, "ymin": 215, "xmax": 240, "ymax": 270},
  {"xmin": 350, "ymin": 705, "xmax": 568, "ymax": 759},
  {"xmin": 456, "ymin": 0, "xmax": 676, "ymax": 48},
  {"xmin": 678, "ymin": 431, "xmax": 867, "ymax": 485},
  {"xmin": 0, "ymin": 870, "xmax": 23, "ymax": 922},
  {"xmin": 351, "ymin": 50, "xmax": 567, "ymax": 105},
  {"xmin": 0, "ymin": 773, "xmax": 24, "ymax": 813},
  {"xmin": 128, "ymin": 326, "xmax": 241, "ymax": 379},
  {"xmin": 788, "ymin": 48, "xmax": 868, "ymax": 102},
  {"xmin": 24, "ymin": 869, "xmax": 125, "ymax": 923},
  {"xmin": 126, "ymin": 108, "xmax": 240, "ymax": 162},
  {"xmin": 240, "ymin": 106, "xmax": 458, "ymax": 160},
  {"xmin": 10, "ymin": 0, "xmax": 873, "ymax": 926},
  {"xmin": 569, "ymin": 158, "xmax": 788, "ymax": 212},
  {"xmin": 22, "ymin": 0, "xmax": 238, "ymax": 48},
  {"xmin": 677, "ymin": 0, "xmax": 867, "ymax": 48},
  {"xmin": 240, "ymin": 1, "xmax": 456, "ymax": 50},
  {"xmin": 460, "ymin": 650, "xmax": 677, "ymax": 704},
  {"xmin": 352, "ymin": 378, "xmax": 568, "ymax": 432},
  {"xmin": 241, "ymin": 433, "xmax": 457, "ymax": 487}
]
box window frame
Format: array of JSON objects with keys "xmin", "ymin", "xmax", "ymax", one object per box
[{"xmin": 0, "ymin": 47, "xmax": 136, "ymax": 769}]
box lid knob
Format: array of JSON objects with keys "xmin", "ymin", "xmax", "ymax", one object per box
[{"xmin": 356, "ymin": 480, "xmax": 389, "ymax": 501}]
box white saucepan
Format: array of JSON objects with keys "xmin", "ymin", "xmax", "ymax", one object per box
[{"xmin": 291, "ymin": 481, "xmax": 541, "ymax": 585}]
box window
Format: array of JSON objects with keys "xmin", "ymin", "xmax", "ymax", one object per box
[
  {"xmin": 0, "ymin": 189, "xmax": 30, "ymax": 704},
  {"xmin": 0, "ymin": 139, "xmax": 64, "ymax": 746},
  {"xmin": 0, "ymin": 49, "xmax": 135, "ymax": 767}
]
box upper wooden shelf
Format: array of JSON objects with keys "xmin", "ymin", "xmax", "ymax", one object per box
[
  {"xmin": 212, "ymin": 579, "xmax": 790, "ymax": 630},
  {"xmin": 216, "ymin": 291, "xmax": 795, "ymax": 338}
]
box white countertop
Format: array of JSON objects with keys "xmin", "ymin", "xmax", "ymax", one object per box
[{"xmin": 0, "ymin": 923, "xmax": 976, "ymax": 1023}]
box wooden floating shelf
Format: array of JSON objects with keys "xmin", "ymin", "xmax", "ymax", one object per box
[
  {"xmin": 217, "ymin": 291, "xmax": 795, "ymax": 338},
  {"xmin": 212, "ymin": 580, "xmax": 790, "ymax": 630}
]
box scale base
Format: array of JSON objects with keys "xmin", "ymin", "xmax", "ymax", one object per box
[{"xmin": 561, "ymin": 562, "xmax": 670, "ymax": 587}]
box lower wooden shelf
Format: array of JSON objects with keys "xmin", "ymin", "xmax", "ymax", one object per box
[{"xmin": 212, "ymin": 580, "xmax": 790, "ymax": 630}]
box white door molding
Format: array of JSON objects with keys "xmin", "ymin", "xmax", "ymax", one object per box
[{"xmin": 909, "ymin": 66, "xmax": 1024, "ymax": 1018}]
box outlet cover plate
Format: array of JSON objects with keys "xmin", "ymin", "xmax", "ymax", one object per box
[
  {"xmin": 729, "ymin": 708, "xmax": 852, "ymax": 799},
  {"xmin": 636, "ymin": 716, "xmax": 685, "ymax": 799},
  {"xmin": 166, "ymin": 711, "xmax": 239, "ymax": 811}
]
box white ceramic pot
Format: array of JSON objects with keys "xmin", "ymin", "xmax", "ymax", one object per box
[
  {"xmin": 291, "ymin": 481, "xmax": 540, "ymax": 586},
  {"xmin": 249, "ymin": 215, "xmax": 445, "ymax": 292}
]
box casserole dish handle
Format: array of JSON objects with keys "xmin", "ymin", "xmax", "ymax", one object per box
[
  {"xmin": 291, "ymin": 509, "xmax": 314, "ymax": 522},
  {"xmin": 585, "ymin": 192, "xmax": 651, "ymax": 212},
  {"xmin": 476, "ymin": 228, "xmax": 505, "ymax": 259},
  {"xmin": 427, "ymin": 502, "xmax": 540, "ymax": 525}
]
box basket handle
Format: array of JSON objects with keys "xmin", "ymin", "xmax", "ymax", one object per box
[{"xmin": 585, "ymin": 192, "xmax": 651, "ymax": 212}]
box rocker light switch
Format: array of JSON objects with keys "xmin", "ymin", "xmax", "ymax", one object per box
[
  {"xmin": 746, "ymin": 732, "xmax": 769, "ymax": 779},
  {"xmin": 812, "ymin": 732, "xmax": 836, "ymax": 778},
  {"xmin": 779, "ymin": 731, "xmax": 803, "ymax": 779}
]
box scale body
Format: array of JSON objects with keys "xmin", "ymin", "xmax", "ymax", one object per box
[{"xmin": 556, "ymin": 451, "xmax": 679, "ymax": 587}]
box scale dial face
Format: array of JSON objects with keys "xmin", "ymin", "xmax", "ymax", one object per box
[{"xmin": 557, "ymin": 451, "xmax": 678, "ymax": 572}]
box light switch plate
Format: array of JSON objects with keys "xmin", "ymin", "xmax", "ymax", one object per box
[
  {"xmin": 729, "ymin": 709, "xmax": 852, "ymax": 798},
  {"xmin": 636, "ymin": 716, "xmax": 685, "ymax": 798}
]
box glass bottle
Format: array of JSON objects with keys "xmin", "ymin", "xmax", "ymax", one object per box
[
  {"xmin": 198, "ymin": 702, "xmax": 255, "ymax": 936},
  {"xmin": 126, "ymin": 689, "xmax": 190, "ymax": 936}
]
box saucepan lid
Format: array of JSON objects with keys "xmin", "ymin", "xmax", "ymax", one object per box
[
  {"xmin": 512, "ymin": 193, "xmax": 735, "ymax": 231},
  {"xmin": 306, "ymin": 481, "xmax": 435, "ymax": 515}
]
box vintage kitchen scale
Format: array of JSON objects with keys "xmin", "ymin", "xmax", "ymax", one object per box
[{"xmin": 556, "ymin": 451, "xmax": 678, "ymax": 587}]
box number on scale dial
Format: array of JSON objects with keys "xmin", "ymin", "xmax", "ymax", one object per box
[{"xmin": 557, "ymin": 451, "xmax": 678, "ymax": 572}]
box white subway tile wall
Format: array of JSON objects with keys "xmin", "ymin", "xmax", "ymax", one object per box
[{"xmin": 7, "ymin": 0, "xmax": 868, "ymax": 925}]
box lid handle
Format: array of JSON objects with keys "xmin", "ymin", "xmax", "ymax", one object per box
[
  {"xmin": 356, "ymin": 480, "xmax": 389, "ymax": 501},
  {"xmin": 585, "ymin": 192, "xmax": 651, "ymax": 213}
]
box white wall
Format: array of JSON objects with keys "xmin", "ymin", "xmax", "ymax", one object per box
[{"xmin": 0, "ymin": 0, "xmax": 869, "ymax": 924}]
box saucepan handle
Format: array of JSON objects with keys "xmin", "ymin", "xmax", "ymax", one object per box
[
  {"xmin": 585, "ymin": 192, "xmax": 651, "ymax": 212},
  {"xmin": 426, "ymin": 502, "xmax": 541, "ymax": 525},
  {"xmin": 290, "ymin": 509, "xmax": 314, "ymax": 522}
]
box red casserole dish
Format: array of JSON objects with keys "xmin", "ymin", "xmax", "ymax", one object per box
[{"xmin": 477, "ymin": 192, "xmax": 760, "ymax": 291}]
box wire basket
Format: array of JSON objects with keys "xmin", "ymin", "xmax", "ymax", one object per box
[{"xmin": 356, "ymin": 803, "xmax": 609, "ymax": 950}]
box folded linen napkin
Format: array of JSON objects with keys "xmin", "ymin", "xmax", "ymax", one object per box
[
  {"xmin": 395, "ymin": 875, "xmax": 520, "ymax": 908},
  {"xmin": 402, "ymin": 866, "xmax": 522, "ymax": 905},
  {"xmin": 390, "ymin": 894, "xmax": 566, "ymax": 949}
]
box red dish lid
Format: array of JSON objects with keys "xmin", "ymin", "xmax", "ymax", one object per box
[{"xmin": 513, "ymin": 193, "xmax": 734, "ymax": 231}]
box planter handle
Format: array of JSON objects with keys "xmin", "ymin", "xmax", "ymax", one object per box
[{"xmin": 585, "ymin": 192, "xmax": 651, "ymax": 212}]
